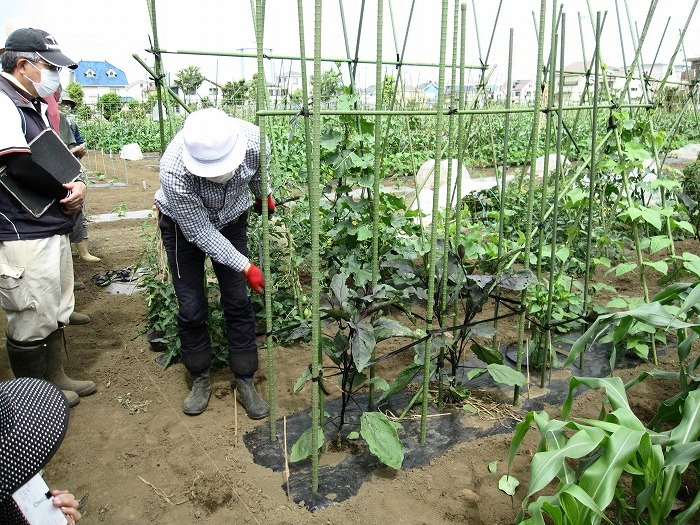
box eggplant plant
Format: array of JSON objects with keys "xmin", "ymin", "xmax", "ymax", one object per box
[{"xmin": 289, "ymin": 272, "xmax": 425, "ymax": 469}]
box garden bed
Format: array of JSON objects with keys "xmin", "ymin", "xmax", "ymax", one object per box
[{"xmin": 0, "ymin": 152, "xmax": 694, "ymax": 525}]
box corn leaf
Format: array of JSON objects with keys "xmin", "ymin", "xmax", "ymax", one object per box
[
  {"xmin": 527, "ymin": 427, "xmax": 607, "ymax": 496},
  {"xmin": 664, "ymin": 442, "xmax": 700, "ymax": 468},
  {"xmin": 578, "ymin": 426, "xmax": 645, "ymax": 513}
]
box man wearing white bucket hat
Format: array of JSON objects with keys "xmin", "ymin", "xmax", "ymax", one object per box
[{"xmin": 154, "ymin": 108, "xmax": 275, "ymax": 419}]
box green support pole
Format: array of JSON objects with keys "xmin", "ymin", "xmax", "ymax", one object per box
[
  {"xmin": 145, "ymin": 0, "xmax": 167, "ymax": 154},
  {"xmin": 420, "ymin": 0, "xmax": 450, "ymax": 445},
  {"xmin": 253, "ymin": 0, "xmax": 276, "ymax": 442},
  {"xmin": 514, "ymin": 0, "xmax": 547, "ymax": 406},
  {"xmin": 368, "ymin": 0, "xmax": 384, "ymax": 409},
  {"xmin": 309, "ymin": 0, "xmax": 323, "ymax": 493}
]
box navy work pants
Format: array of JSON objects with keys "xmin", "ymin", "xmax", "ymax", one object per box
[{"xmin": 158, "ymin": 213, "xmax": 258, "ymax": 376}]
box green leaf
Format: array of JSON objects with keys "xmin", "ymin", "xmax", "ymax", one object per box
[
  {"xmin": 672, "ymin": 219, "xmax": 695, "ymax": 234},
  {"xmin": 647, "ymin": 235, "xmax": 672, "ymax": 254},
  {"xmin": 556, "ymin": 246, "xmax": 570, "ymax": 262},
  {"xmin": 471, "ymin": 342, "xmax": 504, "ymax": 365},
  {"xmin": 372, "ymin": 318, "xmax": 416, "ymax": 342},
  {"xmin": 499, "ymin": 474, "xmax": 519, "ymax": 496},
  {"xmin": 378, "ymin": 363, "xmax": 422, "ymax": 402},
  {"xmin": 319, "ymin": 129, "xmax": 342, "ymax": 151},
  {"xmin": 664, "ymin": 442, "xmax": 700, "ymax": 468},
  {"xmin": 330, "ymin": 273, "xmax": 352, "ymax": 311},
  {"xmin": 606, "ymin": 297, "xmax": 630, "ymax": 309},
  {"xmin": 360, "ymin": 412, "xmax": 404, "ymax": 469},
  {"xmin": 643, "ymin": 259, "xmax": 668, "ymax": 275},
  {"xmin": 486, "ymin": 363, "xmax": 526, "ymax": 387},
  {"xmin": 293, "ymin": 367, "xmax": 312, "ymax": 393},
  {"xmin": 289, "ymin": 426, "xmax": 325, "ymax": 462},
  {"xmin": 347, "ymin": 431, "xmax": 360, "ymax": 440},
  {"xmin": 578, "ymin": 426, "xmax": 645, "ymax": 513},
  {"xmin": 356, "ymin": 224, "xmax": 373, "ymax": 241},
  {"xmin": 527, "ymin": 427, "xmax": 607, "ymax": 496},
  {"xmin": 615, "ymin": 262, "xmax": 638, "ymax": 276},
  {"xmin": 626, "ymin": 205, "xmax": 643, "ymax": 221},
  {"xmin": 640, "ymin": 206, "xmax": 662, "ymax": 230},
  {"xmin": 488, "ymin": 460, "xmax": 498, "ymax": 473},
  {"xmin": 667, "ymin": 389, "xmax": 700, "ymax": 447}
]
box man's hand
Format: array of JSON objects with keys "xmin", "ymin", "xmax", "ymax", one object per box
[
  {"xmin": 243, "ymin": 263, "xmax": 265, "ymax": 294},
  {"xmin": 60, "ymin": 181, "xmax": 86, "ymax": 216},
  {"xmin": 253, "ymin": 195, "xmax": 276, "ymax": 216}
]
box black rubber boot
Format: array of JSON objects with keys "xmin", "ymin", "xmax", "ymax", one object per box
[
  {"xmin": 235, "ymin": 377, "xmax": 269, "ymax": 420},
  {"xmin": 183, "ymin": 369, "xmax": 211, "ymax": 415},
  {"xmin": 6, "ymin": 336, "xmax": 80, "ymax": 407},
  {"xmin": 45, "ymin": 329, "xmax": 97, "ymax": 397}
]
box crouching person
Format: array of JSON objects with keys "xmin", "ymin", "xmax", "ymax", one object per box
[{"xmin": 154, "ymin": 108, "xmax": 274, "ymax": 419}]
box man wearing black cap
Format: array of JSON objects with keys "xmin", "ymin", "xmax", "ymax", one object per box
[{"xmin": 0, "ymin": 28, "xmax": 96, "ymax": 407}]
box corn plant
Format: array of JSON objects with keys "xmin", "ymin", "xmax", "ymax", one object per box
[
  {"xmin": 508, "ymin": 377, "xmax": 700, "ymax": 524},
  {"xmin": 508, "ymin": 275, "xmax": 700, "ymax": 524}
]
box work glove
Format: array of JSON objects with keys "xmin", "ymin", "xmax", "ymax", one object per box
[
  {"xmin": 243, "ymin": 263, "xmax": 265, "ymax": 294},
  {"xmin": 253, "ymin": 195, "xmax": 276, "ymax": 216}
]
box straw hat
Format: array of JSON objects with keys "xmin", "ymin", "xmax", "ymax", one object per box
[
  {"xmin": 0, "ymin": 378, "xmax": 69, "ymax": 524},
  {"xmin": 181, "ymin": 108, "xmax": 248, "ymax": 178}
]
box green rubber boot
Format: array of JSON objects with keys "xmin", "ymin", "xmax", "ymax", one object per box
[
  {"xmin": 45, "ymin": 329, "xmax": 96, "ymax": 397},
  {"xmin": 6, "ymin": 336, "xmax": 79, "ymax": 407}
]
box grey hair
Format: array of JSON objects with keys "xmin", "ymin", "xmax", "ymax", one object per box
[{"xmin": 1, "ymin": 50, "xmax": 41, "ymax": 73}]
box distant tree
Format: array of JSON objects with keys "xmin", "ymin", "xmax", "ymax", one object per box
[
  {"xmin": 96, "ymin": 92, "xmax": 123, "ymax": 120},
  {"xmin": 123, "ymin": 99, "xmax": 147, "ymax": 120},
  {"xmin": 65, "ymin": 81, "xmax": 84, "ymax": 106},
  {"xmin": 175, "ymin": 66, "xmax": 205, "ymax": 105},
  {"xmin": 313, "ymin": 68, "xmax": 343, "ymax": 103},
  {"xmin": 222, "ymin": 79, "xmax": 250, "ymax": 107},
  {"xmin": 290, "ymin": 88, "xmax": 305, "ymax": 107}
]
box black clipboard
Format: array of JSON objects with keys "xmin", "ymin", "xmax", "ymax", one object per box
[{"xmin": 0, "ymin": 129, "xmax": 82, "ymax": 218}]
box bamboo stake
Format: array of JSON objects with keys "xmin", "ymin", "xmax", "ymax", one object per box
[
  {"xmin": 234, "ymin": 388, "xmax": 239, "ymax": 447},
  {"xmin": 283, "ymin": 416, "xmax": 291, "ymax": 503}
]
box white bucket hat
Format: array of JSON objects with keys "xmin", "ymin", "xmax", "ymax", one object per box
[{"xmin": 181, "ymin": 108, "xmax": 247, "ymax": 178}]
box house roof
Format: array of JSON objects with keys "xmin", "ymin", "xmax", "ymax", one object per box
[
  {"xmin": 416, "ymin": 81, "xmax": 438, "ymax": 91},
  {"xmin": 564, "ymin": 61, "xmax": 593, "ymax": 73},
  {"xmin": 71, "ymin": 60, "xmax": 128, "ymax": 87}
]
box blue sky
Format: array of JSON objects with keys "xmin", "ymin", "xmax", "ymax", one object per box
[{"xmin": 2, "ymin": 1, "xmax": 697, "ymax": 89}]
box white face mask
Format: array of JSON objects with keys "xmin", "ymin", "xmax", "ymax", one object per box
[
  {"xmin": 23, "ymin": 61, "xmax": 61, "ymax": 98},
  {"xmin": 208, "ymin": 172, "xmax": 234, "ymax": 184}
]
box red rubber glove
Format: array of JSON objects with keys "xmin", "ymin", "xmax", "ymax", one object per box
[
  {"xmin": 253, "ymin": 195, "xmax": 276, "ymax": 215},
  {"xmin": 243, "ymin": 263, "xmax": 265, "ymax": 294}
]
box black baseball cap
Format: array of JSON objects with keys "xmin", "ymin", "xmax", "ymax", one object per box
[{"xmin": 2, "ymin": 28, "xmax": 77, "ymax": 69}]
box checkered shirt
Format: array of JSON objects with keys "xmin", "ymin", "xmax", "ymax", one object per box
[{"xmin": 154, "ymin": 118, "xmax": 270, "ymax": 272}]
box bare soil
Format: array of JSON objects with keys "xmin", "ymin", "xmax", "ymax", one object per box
[{"xmin": 0, "ymin": 151, "xmax": 693, "ymax": 525}]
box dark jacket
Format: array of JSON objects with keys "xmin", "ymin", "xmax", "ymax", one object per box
[{"xmin": 0, "ymin": 77, "xmax": 75, "ymax": 240}]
